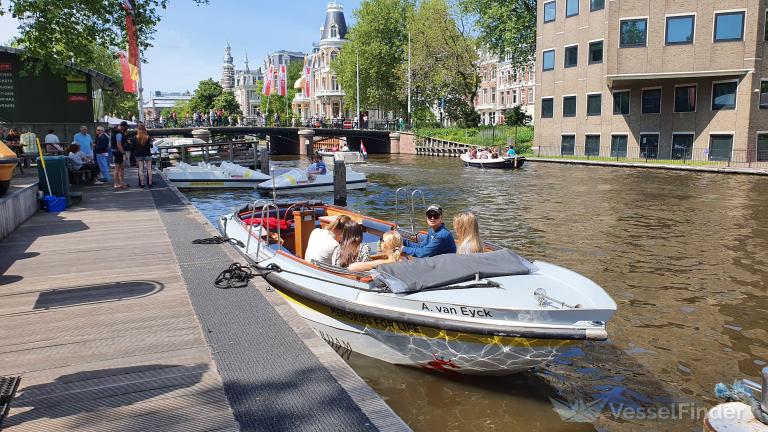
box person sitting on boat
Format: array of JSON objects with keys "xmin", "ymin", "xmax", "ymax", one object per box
[
  {"xmin": 349, "ymin": 230, "xmax": 404, "ymax": 272},
  {"xmin": 306, "ymin": 154, "xmax": 327, "ymax": 179},
  {"xmin": 402, "ymin": 205, "xmax": 457, "ymax": 258},
  {"xmin": 332, "ymin": 220, "xmax": 372, "ymax": 267},
  {"xmin": 469, "ymin": 147, "xmax": 478, "ymax": 159},
  {"xmin": 453, "ymin": 212, "xmax": 484, "ymax": 254},
  {"xmin": 491, "ymin": 149, "xmax": 499, "ymax": 159},
  {"xmin": 341, "ymin": 143, "xmax": 350, "ymax": 151},
  {"xmin": 305, "ymin": 215, "xmax": 351, "ymax": 265},
  {"xmin": 506, "ymin": 145, "xmax": 517, "ymax": 157},
  {"xmin": 478, "ymin": 149, "xmax": 490, "ymax": 159}
]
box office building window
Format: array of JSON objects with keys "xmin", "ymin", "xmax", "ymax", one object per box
[
  {"xmin": 541, "ymin": 98, "xmax": 554, "ymax": 118},
  {"xmin": 712, "ymin": 81, "xmax": 737, "ymax": 110},
  {"xmin": 544, "ymin": 1, "xmax": 556, "ymax": 23},
  {"xmin": 564, "ymin": 45, "xmax": 578, "ymax": 68},
  {"xmin": 765, "ymin": 10, "xmax": 768, "ymax": 41},
  {"xmin": 758, "ymin": 134, "xmax": 768, "ymax": 162},
  {"xmin": 613, "ymin": 90, "xmax": 630, "ymax": 115},
  {"xmin": 714, "ymin": 11, "xmax": 745, "ymax": 42},
  {"xmin": 672, "ymin": 134, "xmax": 694, "ymax": 160},
  {"xmin": 642, "ymin": 88, "xmax": 661, "ymax": 114},
  {"xmin": 590, "ymin": 0, "xmax": 604, "ymax": 12},
  {"xmin": 543, "ymin": 49, "xmax": 555, "ymax": 71},
  {"xmin": 761, "ymin": 80, "xmax": 768, "ymax": 109},
  {"xmin": 709, "ymin": 135, "xmax": 733, "ymax": 161},
  {"xmin": 666, "ymin": 15, "xmax": 695, "ymax": 45},
  {"xmin": 640, "ymin": 134, "xmax": 659, "ymax": 159},
  {"xmin": 589, "ymin": 40, "xmax": 603, "ymax": 64},
  {"xmin": 561, "ymin": 135, "xmax": 575, "ymax": 156},
  {"xmin": 566, "ymin": 0, "xmax": 578, "ymax": 17},
  {"xmin": 563, "ymin": 96, "xmax": 577, "ymax": 117},
  {"xmin": 610, "ymin": 135, "xmax": 627, "ymax": 158},
  {"xmin": 620, "ymin": 18, "xmax": 647, "ymax": 47},
  {"xmin": 585, "ymin": 135, "xmax": 600, "ymax": 156},
  {"xmin": 674, "ymin": 85, "xmax": 696, "ymax": 112},
  {"xmin": 587, "ymin": 94, "xmax": 601, "ymax": 116}
]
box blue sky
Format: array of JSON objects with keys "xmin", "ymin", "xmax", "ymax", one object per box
[{"xmin": 0, "ymin": 0, "xmax": 362, "ymax": 93}]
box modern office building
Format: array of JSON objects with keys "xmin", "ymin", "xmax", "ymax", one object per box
[{"xmin": 534, "ymin": 0, "xmax": 768, "ymax": 163}]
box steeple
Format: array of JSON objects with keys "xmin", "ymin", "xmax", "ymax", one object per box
[
  {"xmin": 244, "ymin": 51, "xmax": 250, "ymax": 73},
  {"xmin": 221, "ymin": 43, "xmax": 235, "ymax": 91}
]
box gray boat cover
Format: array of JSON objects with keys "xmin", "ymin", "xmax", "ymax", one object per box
[{"xmin": 372, "ymin": 249, "xmax": 532, "ymax": 294}]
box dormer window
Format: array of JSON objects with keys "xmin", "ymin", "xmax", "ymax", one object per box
[{"xmin": 330, "ymin": 25, "xmax": 338, "ymax": 38}]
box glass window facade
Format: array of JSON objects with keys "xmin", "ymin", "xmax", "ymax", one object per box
[
  {"xmin": 585, "ymin": 135, "xmax": 600, "ymax": 156},
  {"xmin": 666, "ymin": 15, "xmax": 695, "ymax": 45},
  {"xmin": 758, "ymin": 134, "xmax": 768, "ymax": 162},
  {"xmin": 544, "ymin": 1, "xmax": 556, "ymax": 23},
  {"xmin": 541, "ymin": 98, "xmax": 554, "ymax": 118},
  {"xmin": 561, "ymin": 135, "xmax": 575, "ymax": 156},
  {"xmin": 674, "ymin": 85, "xmax": 696, "ymax": 112},
  {"xmin": 564, "ymin": 45, "xmax": 578, "ymax": 68},
  {"xmin": 639, "ymin": 134, "xmax": 659, "ymax": 159},
  {"xmin": 613, "ymin": 90, "xmax": 630, "ymax": 115},
  {"xmin": 587, "ymin": 94, "xmax": 601, "ymax": 116},
  {"xmin": 610, "ymin": 135, "xmax": 627, "ymax": 158},
  {"xmin": 590, "ymin": 0, "xmax": 604, "ymax": 11},
  {"xmin": 566, "ymin": 0, "xmax": 578, "ymax": 17},
  {"xmin": 712, "ymin": 82, "xmax": 737, "ymax": 110},
  {"xmin": 714, "ymin": 12, "xmax": 745, "ymax": 42},
  {"xmin": 709, "ymin": 135, "xmax": 733, "ymax": 161},
  {"xmin": 672, "ymin": 134, "xmax": 694, "ymax": 160},
  {"xmin": 543, "ymin": 49, "xmax": 555, "ymax": 71},
  {"xmin": 761, "ymin": 81, "xmax": 768, "ymax": 109},
  {"xmin": 589, "ymin": 41, "xmax": 603, "ymax": 64},
  {"xmin": 620, "ymin": 19, "xmax": 647, "ymax": 47},
  {"xmin": 563, "ymin": 96, "xmax": 576, "ymax": 117},
  {"xmin": 642, "ymin": 88, "xmax": 661, "ymax": 114}
]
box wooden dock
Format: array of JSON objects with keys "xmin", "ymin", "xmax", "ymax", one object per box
[{"xmin": 0, "ymin": 172, "xmax": 410, "ymax": 432}]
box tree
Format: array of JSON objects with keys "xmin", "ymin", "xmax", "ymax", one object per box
[
  {"xmin": 2, "ymin": 0, "xmax": 208, "ymax": 74},
  {"xmin": 332, "ymin": 0, "xmax": 411, "ymax": 115},
  {"xmin": 213, "ymin": 91, "xmax": 241, "ymax": 117},
  {"xmin": 503, "ymin": 105, "xmax": 530, "ymax": 127},
  {"xmin": 459, "ymin": 0, "xmax": 536, "ymax": 69},
  {"xmin": 188, "ymin": 79, "xmax": 223, "ymax": 113}
]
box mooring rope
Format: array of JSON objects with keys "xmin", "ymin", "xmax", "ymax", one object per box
[
  {"xmin": 192, "ymin": 236, "xmax": 246, "ymax": 248},
  {"xmin": 715, "ymin": 381, "xmax": 768, "ymax": 425},
  {"xmin": 213, "ymin": 263, "xmax": 256, "ymax": 289}
]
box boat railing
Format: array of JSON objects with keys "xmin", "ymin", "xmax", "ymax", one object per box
[
  {"xmin": 245, "ymin": 199, "xmax": 271, "ymax": 256},
  {"xmin": 394, "ymin": 187, "xmax": 409, "ymax": 231},
  {"xmin": 410, "ymin": 189, "xmax": 426, "ymax": 233},
  {"xmin": 394, "ymin": 187, "xmax": 427, "ymax": 234},
  {"xmin": 257, "ymin": 203, "xmax": 281, "ymax": 260}
]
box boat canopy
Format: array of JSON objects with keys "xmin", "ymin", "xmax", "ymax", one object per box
[{"xmin": 372, "ymin": 249, "xmax": 533, "ymax": 294}]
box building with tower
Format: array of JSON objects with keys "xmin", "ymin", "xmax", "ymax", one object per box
[
  {"xmin": 221, "ymin": 43, "xmax": 235, "ymax": 92},
  {"xmin": 233, "ymin": 53, "xmax": 264, "ymax": 120}
]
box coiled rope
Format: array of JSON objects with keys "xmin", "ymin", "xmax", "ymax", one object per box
[
  {"xmin": 214, "ymin": 263, "xmax": 255, "ymax": 289},
  {"xmin": 714, "ymin": 380, "xmax": 768, "ymax": 425},
  {"xmin": 192, "ymin": 236, "xmax": 245, "ymax": 248}
]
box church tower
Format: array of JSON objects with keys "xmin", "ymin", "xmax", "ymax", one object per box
[{"xmin": 221, "ymin": 43, "xmax": 235, "ymax": 91}]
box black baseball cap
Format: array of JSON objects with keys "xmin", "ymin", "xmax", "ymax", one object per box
[
  {"xmin": 425, "ymin": 205, "xmax": 442, "ymax": 216},
  {"xmin": 119, "ymin": 121, "xmax": 128, "ymax": 127}
]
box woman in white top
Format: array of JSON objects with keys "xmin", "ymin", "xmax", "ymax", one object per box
[
  {"xmin": 304, "ymin": 215, "xmax": 351, "ymax": 265},
  {"xmin": 453, "ymin": 212, "xmax": 484, "ymax": 254}
]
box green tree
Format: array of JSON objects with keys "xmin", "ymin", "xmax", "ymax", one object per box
[
  {"xmin": 503, "ymin": 105, "xmax": 531, "ymax": 127},
  {"xmin": 2, "ymin": 0, "xmax": 208, "ymax": 74},
  {"xmin": 332, "ymin": 0, "xmax": 411, "ymax": 116},
  {"xmin": 188, "ymin": 78, "xmax": 223, "ymax": 113},
  {"xmin": 459, "ymin": 0, "xmax": 536, "ymax": 68},
  {"xmin": 213, "ymin": 91, "xmax": 241, "ymax": 117}
]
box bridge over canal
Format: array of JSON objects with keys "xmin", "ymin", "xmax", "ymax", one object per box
[{"xmin": 146, "ymin": 126, "xmax": 403, "ymax": 155}]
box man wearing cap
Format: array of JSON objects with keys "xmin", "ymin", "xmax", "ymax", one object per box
[{"xmin": 402, "ymin": 205, "xmax": 457, "ymax": 258}]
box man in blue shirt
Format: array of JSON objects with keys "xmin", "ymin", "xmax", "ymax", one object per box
[
  {"xmin": 402, "ymin": 205, "xmax": 457, "ymax": 258},
  {"xmin": 73, "ymin": 126, "xmax": 94, "ymax": 161},
  {"xmin": 307, "ymin": 154, "xmax": 327, "ymax": 178},
  {"xmin": 506, "ymin": 145, "xmax": 517, "ymax": 157}
]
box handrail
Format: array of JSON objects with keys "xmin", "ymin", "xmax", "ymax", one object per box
[
  {"xmin": 394, "ymin": 187, "xmax": 409, "ymax": 230},
  {"xmin": 245, "ymin": 199, "xmax": 269, "ymax": 255},
  {"xmin": 258, "ymin": 203, "xmax": 281, "ymax": 260},
  {"xmin": 410, "ymin": 189, "xmax": 426, "ymax": 233}
]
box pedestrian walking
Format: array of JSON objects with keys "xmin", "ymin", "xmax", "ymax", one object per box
[
  {"xmin": 94, "ymin": 126, "xmax": 112, "ymax": 182},
  {"xmin": 129, "ymin": 123, "xmax": 154, "ymax": 188},
  {"xmin": 111, "ymin": 121, "xmax": 129, "ymax": 188}
]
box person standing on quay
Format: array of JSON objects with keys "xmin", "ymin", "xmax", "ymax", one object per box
[
  {"xmin": 73, "ymin": 126, "xmax": 94, "ymax": 162},
  {"xmin": 44, "ymin": 129, "xmax": 62, "ymax": 154},
  {"xmin": 94, "ymin": 126, "xmax": 112, "ymax": 183},
  {"xmin": 111, "ymin": 121, "xmax": 129, "ymax": 188},
  {"xmin": 129, "ymin": 123, "xmax": 153, "ymax": 188}
]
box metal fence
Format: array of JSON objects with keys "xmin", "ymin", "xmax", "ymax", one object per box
[
  {"xmin": 533, "ymin": 145, "xmax": 768, "ymax": 168},
  {"xmin": 144, "ymin": 117, "xmax": 409, "ymax": 131}
]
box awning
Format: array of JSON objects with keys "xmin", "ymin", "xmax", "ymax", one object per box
[
  {"xmin": 607, "ymin": 69, "xmax": 751, "ymax": 86},
  {"xmin": 294, "ymin": 76, "xmax": 306, "ymax": 89}
]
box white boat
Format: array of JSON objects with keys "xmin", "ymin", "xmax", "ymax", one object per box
[
  {"xmin": 318, "ymin": 150, "xmax": 367, "ymax": 166},
  {"xmin": 256, "ymin": 168, "xmax": 367, "ymax": 194},
  {"xmin": 460, "ymin": 152, "xmax": 526, "ymax": 169},
  {"xmin": 164, "ymin": 161, "xmax": 271, "ymax": 189},
  {"xmin": 155, "ymin": 137, "xmax": 219, "ymax": 157},
  {"xmin": 217, "ymin": 201, "xmax": 617, "ymax": 375}
]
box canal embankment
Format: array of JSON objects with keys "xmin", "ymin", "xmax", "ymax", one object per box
[{"xmin": 0, "ymin": 170, "xmax": 409, "ymax": 432}]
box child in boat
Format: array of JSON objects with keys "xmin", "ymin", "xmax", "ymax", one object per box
[
  {"xmin": 507, "ymin": 145, "xmax": 517, "ymax": 157},
  {"xmin": 454, "ymin": 212, "xmax": 484, "ymax": 254},
  {"xmin": 305, "ymin": 215, "xmax": 351, "ymax": 265},
  {"xmin": 332, "ymin": 220, "xmax": 371, "ymax": 267},
  {"xmin": 349, "ymin": 231, "xmax": 404, "ymax": 272}
]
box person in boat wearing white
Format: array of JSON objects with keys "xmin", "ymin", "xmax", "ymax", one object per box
[
  {"xmin": 348, "ymin": 230, "xmax": 405, "ymax": 272},
  {"xmin": 478, "ymin": 149, "xmax": 490, "ymax": 159},
  {"xmin": 305, "ymin": 215, "xmax": 351, "ymax": 265},
  {"xmin": 453, "ymin": 212, "xmax": 484, "ymax": 254},
  {"xmin": 332, "ymin": 220, "xmax": 372, "ymax": 267},
  {"xmin": 341, "ymin": 143, "xmax": 350, "ymax": 151},
  {"xmin": 306, "ymin": 154, "xmax": 327, "ymax": 180},
  {"xmin": 402, "ymin": 205, "xmax": 457, "ymax": 258}
]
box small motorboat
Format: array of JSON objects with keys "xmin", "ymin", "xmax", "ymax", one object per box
[
  {"xmin": 256, "ymin": 168, "xmax": 367, "ymax": 194},
  {"xmin": 460, "ymin": 152, "xmax": 526, "ymax": 169},
  {"xmin": 318, "ymin": 150, "xmax": 367, "ymax": 166},
  {"xmin": 164, "ymin": 161, "xmax": 271, "ymax": 189},
  {"xmin": 217, "ymin": 200, "xmax": 617, "ymax": 375},
  {"xmin": 155, "ymin": 137, "xmax": 219, "ymax": 157}
]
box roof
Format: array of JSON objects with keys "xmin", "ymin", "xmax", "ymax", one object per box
[
  {"xmin": 321, "ymin": 3, "xmax": 348, "ymax": 40},
  {"xmin": 0, "ymin": 45, "xmax": 117, "ymax": 91}
]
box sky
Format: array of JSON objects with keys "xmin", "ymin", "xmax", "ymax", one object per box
[{"xmin": 0, "ymin": 0, "xmax": 363, "ymax": 94}]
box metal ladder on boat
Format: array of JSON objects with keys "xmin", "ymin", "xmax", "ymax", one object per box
[
  {"xmin": 244, "ymin": 200, "xmax": 282, "ymax": 261},
  {"xmin": 394, "ymin": 187, "xmax": 426, "ymax": 234}
]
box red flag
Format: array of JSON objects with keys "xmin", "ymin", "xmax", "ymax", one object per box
[
  {"xmin": 123, "ymin": 1, "xmax": 139, "ymax": 82},
  {"xmin": 119, "ymin": 52, "xmax": 137, "ymax": 93},
  {"xmin": 262, "ymin": 64, "xmax": 274, "ymax": 95},
  {"xmin": 278, "ymin": 64, "xmax": 287, "ymax": 97},
  {"xmin": 360, "ymin": 140, "xmax": 368, "ymax": 158}
]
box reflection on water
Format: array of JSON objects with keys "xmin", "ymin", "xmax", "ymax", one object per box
[{"xmin": 186, "ymin": 155, "xmax": 768, "ymax": 431}]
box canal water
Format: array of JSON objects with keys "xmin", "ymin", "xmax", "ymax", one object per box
[{"xmin": 185, "ymin": 155, "xmax": 768, "ymax": 431}]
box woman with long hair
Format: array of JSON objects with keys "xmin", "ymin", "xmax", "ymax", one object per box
[
  {"xmin": 453, "ymin": 212, "xmax": 484, "ymax": 254},
  {"xmin": 332, "ymin": 220, "xmax": 371, "ymax": 268},
  {"xmin": 349, "ymin": 230, "xmax": 404, "ymax": 272},
  {"xmin": 129, "ymin": 123, "xmax": 154, "ymax": 188},
  {"xmin": 305, "ymin": 214, "xmax": 351, "ymax": 265}
]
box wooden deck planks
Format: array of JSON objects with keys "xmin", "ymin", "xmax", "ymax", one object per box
[{"xmin": 0, "ymin": 185, "xmax": 239, "ymax": 431}]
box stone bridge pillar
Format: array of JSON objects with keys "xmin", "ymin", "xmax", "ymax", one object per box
[
  {"xmin": 389, "ymin": 132, "xmax": 400, "ymax": 154},
  {"xmin": 298, "ymin": 129, "xmax": 315, "ymax": 155},
  {"xmin": 191, "ymin": 129, "xmax": 211, "ymax": 143}
]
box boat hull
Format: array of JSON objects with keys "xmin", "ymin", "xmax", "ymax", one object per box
[
  {"xmin": 257, "ymin": 179, "xmax": 368, "ymax": 194},
  {"xmin": 168, "ymin": 178, "xmax": 264, "ymax": 189},
  {"xmin": 461, "ymin": 155, "xmax": 526, "ymax": 169}
]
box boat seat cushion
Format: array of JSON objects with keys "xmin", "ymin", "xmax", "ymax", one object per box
[
  {"xmin": 362, "ymin": 232, "xmax": 380, "ymax": 244},
  {"xmin": 361, "ymin": 218, "xmax": 393, "ymax": 234},
  {"xmin": 243, "ymin": 217, "xmax": 293, "ymax": 231}
]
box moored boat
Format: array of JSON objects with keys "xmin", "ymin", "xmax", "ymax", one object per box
[
  {"xmin": 164, "ymin": 161, "xmax": 271, "ymax": 189},
  {"xmin": 318, "ymin": 150, "xmax": 367, "ymax": 166},
  {"xmin": 460, "ymin": 153, "xmax": 526, "ymax": 169},
  {"xmin": 256, "ymin": 168, "xmax": 367, "ymax": 194},
  {"xmin": 217, "ymin": 200, "xmax": 616, "ymax": 375}
]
